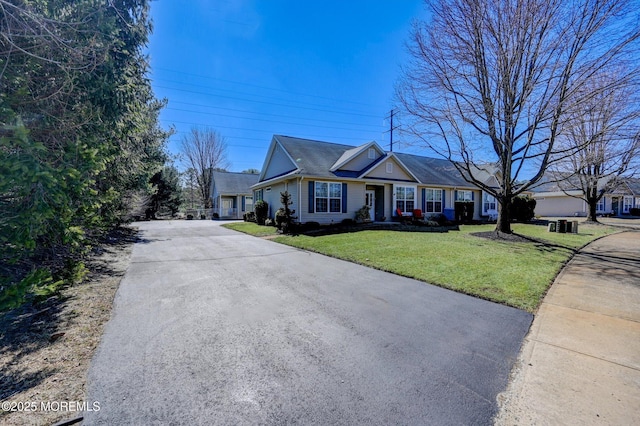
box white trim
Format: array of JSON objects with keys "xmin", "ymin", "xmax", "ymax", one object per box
[
  {"xmin": 359, "ymin": 153, "xmax": 421, "ymax": 182},
  {"xmin": 482, "ymin": 192, "xmax": 498, "ymax": 216},
  {"xmin": 314, "ymin": 181, "xmax": 343, "ymax": 213},
  {"xmin": 394, "ymin": 184, "xmax": 417, "ymax": 214},
  {"xmin": 258, "ymin": 136, "xmax": 299, "ymax": 181},
  {"xmin": 329, "ymin": 140, "xmax": 384, "ymax": 171},
  {"xmin": 423, "ymin": 187, "xmax": 443, "ymax": 213}
]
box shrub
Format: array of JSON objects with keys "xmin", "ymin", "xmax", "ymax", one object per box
[
  {"xmin": 275, "ymin": 208, "xmax": 286, "ymax": 228},
  {"xmin": 510, "ymin": 196, "xmax": 536, "ymax": 222},
  {"xmin": 630, "ymin": 207, "xmax": 640, "ymax": 216},
  {"xmin": 428, "ymin": 213, "xmax": 448, "ymax": 225},
  {"xmin": 354, "ymin": 205, "xmax": 371, "ymax": 223},
  {"xmin": 277, "ymin": 191, "xmax": 296, "ymax": 233},
  {"xmin": 254, "ymin": 200, "xmax": 268, "ymax": 225},
  {"xmin": 341, "ymin": 218, "xmax": 356, "ymax": 226},
  {"xmin": 454, "ymin": 201, "xmax": 474, "ymax": 224},
  {"xmin": 243, "ymin": 211, "xmax": 256, "ymax": 222},
  {"xmin": 302, "ymin": 221, "xmax": 320, "ymax": 231},
  {"xmin": 186, "ymin": 214, "xmax": 193, "ymax": 220}
]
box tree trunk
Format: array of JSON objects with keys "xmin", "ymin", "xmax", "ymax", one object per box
[
  {"xmin": 585, "ymin": 198, "xmax": 599, "ymax": 223},
  {"xmin": 496, "ymin": 197, "xmax": 512, "ymax": 234}
]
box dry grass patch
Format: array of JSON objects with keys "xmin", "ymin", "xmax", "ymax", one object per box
[{"xmin": 0, "ymin": 228, "xmax": 136, "ymax": 426}]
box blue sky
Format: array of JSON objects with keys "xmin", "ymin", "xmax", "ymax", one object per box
[{"xmin": 147, "ymin": 1, "xmax": 427, "ymax": 172}]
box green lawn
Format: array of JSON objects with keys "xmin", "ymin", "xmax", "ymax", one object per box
[
  {"xmin": 223, "ymin": 221, "xmax": 620, "ymax": 312},
  {"xmin": 223, "ymin": 221, "xmax": 280, "ymax": 237}
]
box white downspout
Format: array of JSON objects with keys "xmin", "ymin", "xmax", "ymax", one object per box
[{"xmin": 298, "ymin": 176, "xmax": 303, "ymax": 223}]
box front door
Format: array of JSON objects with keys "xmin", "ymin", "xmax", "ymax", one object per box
[
  {"xmin": 365, "ymin": 190, "xmax": 375, "ymax": 221},
  {"xmin": 222, "ymin": 198, "xmax": 234, "ymax": 217}
]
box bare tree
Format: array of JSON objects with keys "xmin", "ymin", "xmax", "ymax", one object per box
[
  {"xmin": 180, "ymin": 128, "xmax": 229, "ymax": 208},
  {"xmin": 398, "ymin": 0, "xmax": 640, "ymax": 233},
  {"xmin": 548, "ymin": 72, "xmax": 640, "ymax": 222}
]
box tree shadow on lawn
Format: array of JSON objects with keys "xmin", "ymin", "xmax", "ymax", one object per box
[{"xmin": 470, "ymin": 230, "xmax": 578, "ymax": 253}]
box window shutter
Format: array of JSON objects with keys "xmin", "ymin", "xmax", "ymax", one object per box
[
  {"xmin": 241, "ymin": 196, "xmax": 246, "ymax": 212},
  {"xmin": 342, "ymin": 183, "xmax": 348, "ymax": 213},
  {"xmin": 454, "ymin": 190, "xmax": 458, "ymax": 201},
  {"xmin": 233, "ymin": 197, "xmax": 237, "ymax": 209},
  {"xmin": 308, "ymin": 181, "xmax": 315, "ymax": 213},
  {"xmin": 422, "ymin": 188, "xmax": 426, "ymax": 212},
  {"xmin": 471, "ymin": 191, "xmax": 475, "ymax": 201},
  {"xmin": 442, "ymin": 189, "xmax": 446, "ymax": 209}
]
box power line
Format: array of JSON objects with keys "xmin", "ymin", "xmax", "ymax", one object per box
[
  {"xmin": 153, "ymin": 77, "xmax": 382, "ymax": 116},
  {"xmin": 166, "ymin": 100, "xmax": 382, "ymax": 129},
  {"xmin": 154, "ymin": 84, "xmax": 381, "ymax": 118},
  {"xmin": 151, "ymin": 66, "xmax": 386, "ymax": 109},
  {"xmin": 164, "ymin": 107, "xmax": 384, "ymax": 133},
  {"xmin": 161, "ymin": 119, "xmax": 378, "ymax": 143}
]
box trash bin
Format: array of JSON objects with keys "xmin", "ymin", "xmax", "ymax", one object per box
[
  {"xmin": 557, "ymin": 219, "xmax": 567, "ymax": 233},
  {"xmin": 566, "ymin": 221, "xmax": 572, "ymax": 233},
  {"xmin": 548, "ymin": 222, "xmax": 557, "ymax": 232},
  {"xmin": 572, "ymin": 221, "xmax": 579, "ymax": 234}
]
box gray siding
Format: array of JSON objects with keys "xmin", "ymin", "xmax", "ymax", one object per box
[
  {"xmin": 365, "ymin": 158, "xmax": 415, "ymax": 181},
  {"xmin": 298, "ymin": 180, "xmax": 366, "ymax": 224},
  {"xmin": 341, "ymin": 150, "xmax": 383, "ymax": 172},
  {"xmin": 263, "ymin": 143, "xmax": 296, "ymax": 180}
]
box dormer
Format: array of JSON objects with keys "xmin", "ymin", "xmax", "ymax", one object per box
[
  {"xmin": 360, "ymin": 153, "xmax": 419, "ymax": 182},
  {"xmin": 330, "ymin": 141, "xmax": 385, "ymax": 172}
]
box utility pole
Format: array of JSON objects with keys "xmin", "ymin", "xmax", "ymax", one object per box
[{"xmin": 384, "ymin": 109, "xmax": 400, "ymax": 152}]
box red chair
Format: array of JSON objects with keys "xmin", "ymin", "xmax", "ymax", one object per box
[
  {"xmin": 412, "ymin": 209, "xmax": 424, "ymax": 222},
  {"xmin": 396, "ymin": 208, "xmax": 412, "ymax": 223}
]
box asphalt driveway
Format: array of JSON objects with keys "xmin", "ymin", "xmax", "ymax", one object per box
[{"xmin": 85, "ymin": 220, "xmax": 532, "ymax": 425}]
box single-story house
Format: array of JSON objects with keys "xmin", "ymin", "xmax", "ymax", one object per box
[
  {"xmin": 211, "ymin": 171, "xmax": 259, "ymax": 219},
  {"xmin": 250, "ymin": 135, "xmax": 500, "ymax": 224},
  {"xmin": 531, "ymin": 174, "xmax": 640, "ymax": 217}
]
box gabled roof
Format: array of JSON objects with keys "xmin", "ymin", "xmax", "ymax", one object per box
[
  {"xmin": 256, "ymin": 135, "xmax": 500, "ymax": 189},
  {"xmin": 623, "ymin": 178, "xmax": 640, "ymax": 196},
  {"xmin": 530, "ymin": 172, "xmax": 583, "ymax": 193},
  {"xmin": 359, "ymin": 152, "xmax": 420, "ymax": 182},
  {"xmin": 529, "ymin": 173, "xmax": 640, "ymax": 196},
  {"xmin": 330, "ymin": 141, "xmax": 384, "ymax": 171},
  {"xmin": 212, "ymin": 171, "xmax": 259, "ymax": 195},
  {"xmin": 270, "ymin": 135, "xmax": 362, "ymax": 179},
  {"xmin": 394, "ymin": 153, "xmax": 475, "ymax": 187}
]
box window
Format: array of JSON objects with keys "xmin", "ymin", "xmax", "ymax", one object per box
[
  {"xmin": 483, "ymin": 192, "xmax": 497, "ymax": 214},
  {"xmin": 455, "ymin": 190, "xmax": 473, "ymax": 201},
  {"xmin": 386, "ymin": 162, "xmax": 393, "ymax": 174},
  {"xmin": 623, "ymin": 196, "xmax": 633, "ymax": 213},
  {"xmin": 424, "ymin": 188, "xmax": 442, "ymax": 213},
  {"xmin": 244, "ymin": 196, "xmax": 253, "ymax": 212},
  {"xmin": 315, "ymin": 182, "xmax": 342, "ymax": 213},
  {"xmin": 255, "ymin": 190, "xmax": 263, "ymax": 202},
  {"xmin": 395, "ymin": 185, "xmax": 416, "ymax": 213},
  {"xmin": 368, "ymin": 148, "xmax": 376, "ymax": 159},
  {"xmin": 596, "ymin": 197, "xmax": 606, "ymax": 212}
]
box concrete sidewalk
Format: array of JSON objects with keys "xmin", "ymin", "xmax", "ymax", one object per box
[{"xmin": 495, "ymin": 231, "xmax": 640, "ymax": 425}]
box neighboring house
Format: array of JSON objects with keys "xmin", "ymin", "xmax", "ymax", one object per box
[
  {"xmin": 251, "ymin": 135, "xmax": 499, "ymax": 224},
  {"xmin": 531, "ymin": 174, "xmax": 640, "ymax": 217},
  {"xmin": 211, "ymin": 171, "xmax": 259, "ymax": 219}
]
